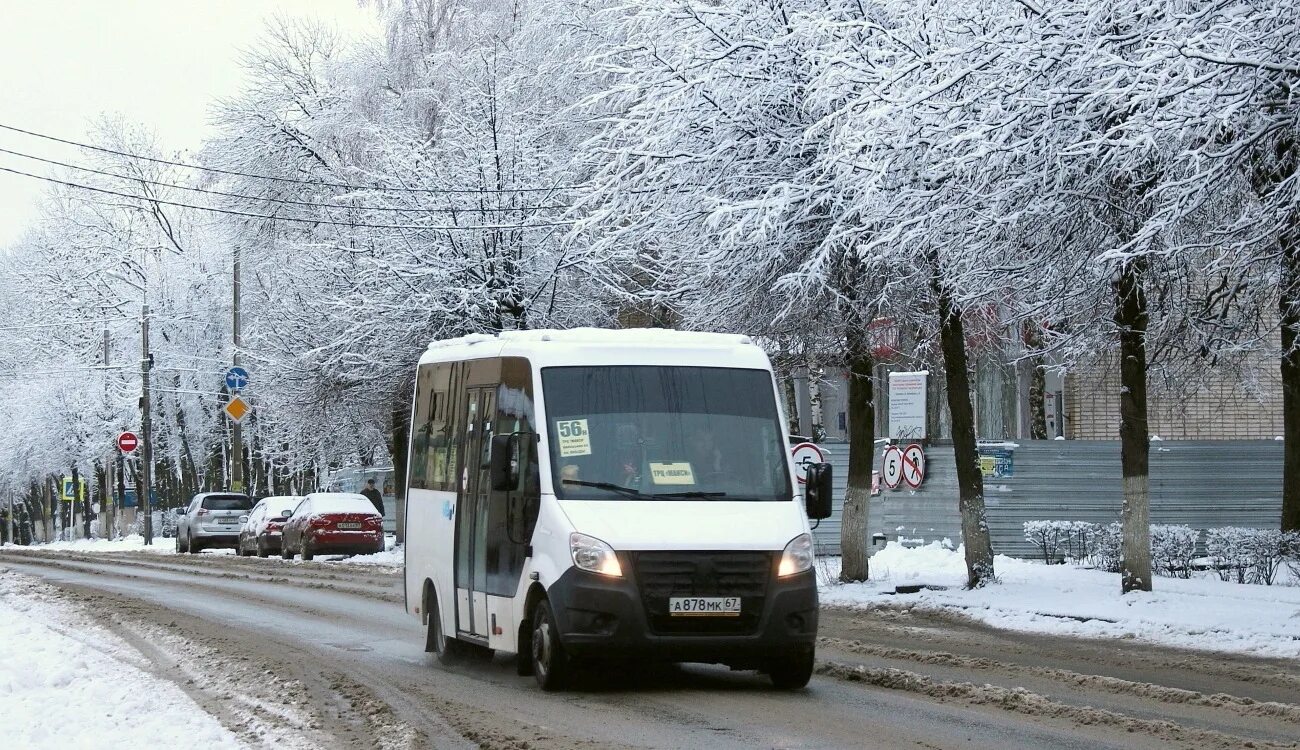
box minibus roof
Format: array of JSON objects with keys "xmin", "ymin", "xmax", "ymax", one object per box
[{"xmin": 417, "ymin": 328, "xmax": 770, "ymax": 369}]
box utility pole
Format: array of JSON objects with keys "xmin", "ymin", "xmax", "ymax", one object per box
[
  {"xmin": 73, "ymin": 464, "xmax": 89, "ymax": 540},
  {"xmin": 141, "ymin": 304, "xmax": 154, "ymax": 545},
  {"xmin": 231, "ymin": 245, "xmax": 243, "ymax": 493},
  {"xmin": 104, "ymin": 328, "xmax": 114, "ymax": 540}
]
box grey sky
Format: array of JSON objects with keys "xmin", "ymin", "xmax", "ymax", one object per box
[{"xmin": 0, "ymin": 0, "xmax": 379, "ymax": 248}]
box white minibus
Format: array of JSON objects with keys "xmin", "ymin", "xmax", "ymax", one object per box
[{"xmin": 403, "ymin": 328, "xmax": 833, "ymax": 690}]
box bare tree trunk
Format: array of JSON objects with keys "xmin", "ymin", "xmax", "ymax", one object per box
[
  {"xmin": 807, "ymin": 361, "xmax": 826, "ymax": 443},
  {"xmin": 1023, "ymin": 321, "xmax": 1049, "ymax": 439},
  {"xmin": 841, "ymin": 323, "xmax": 875, "ymax": 582},
  {"xmin": 933, "ymin": 262, "xmax": 995, "ymax": 588},
  {"xmin": 389, "ymin": 383, "xmax": 413, "ymax": 545},
  {"xmin": 1281, "ymin": 219, "xmax": 1300, "ymax": 532},
  {"xmin": 781, "ymin": 374, "xmax": 800, "ymax": 435},
  {"xmin": 1256, "ymin": 137, "xmax": 1300, "ymax": 532},
  {"xmin": 1115, "ymin": 256, "xmax": 1152, "ymax": 593}
]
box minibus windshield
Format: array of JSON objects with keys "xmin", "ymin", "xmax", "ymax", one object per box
[{"xmin": 541, "ymin": 366, "xmax": 792, "ymax": 502}]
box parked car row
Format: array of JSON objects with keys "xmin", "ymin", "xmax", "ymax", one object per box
[{"xmin": 175, "ymin": 491, "xmax": 385, "ymax": 560}]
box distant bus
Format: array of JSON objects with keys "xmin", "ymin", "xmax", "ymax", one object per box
[
  {"xmin": 403, "ymin": 328, "xmax": 833, "ymax": 690},
  {"xmin": 322, "ymin": 466, "xmax": 397, "ymax": 534}
]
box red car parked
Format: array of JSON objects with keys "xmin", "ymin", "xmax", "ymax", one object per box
[{"xmin": 281, "ymin": 492, "xmax": 385, "ymax": 561}]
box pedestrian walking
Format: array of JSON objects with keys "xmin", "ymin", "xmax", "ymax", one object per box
[{"xmin": 361, "ymin": 478, "xmax": 385, "ymax": 517}]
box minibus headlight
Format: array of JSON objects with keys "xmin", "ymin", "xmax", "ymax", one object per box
[
  {"xmin": 778, "ymin": 533, "xmax": 814, "ymax": 577},
  {"xmin": 570, "ymin": 532, "xmax": 623, "ymax": 577}
]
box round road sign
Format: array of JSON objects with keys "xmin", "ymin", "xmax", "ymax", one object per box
[
  {"xmin": 881, "ymin": 446, "xmax": 903, "ymax": 489},
  {"xmin": 117, "ymin": 431, "xmax": 139, "ymax": 453},
  {"xmin": 790, "ymin": 442, "xmax": 824, "ymax": 485},
  {"xmin": 902, "ymin": 443, "xmax": 926, "ymax": 488}
]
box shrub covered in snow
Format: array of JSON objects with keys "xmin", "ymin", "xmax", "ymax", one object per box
[
  {"xmin": 1150, "ymin": 525, "xmax": 1200, "ymax": 579},
  {"xmin": 1205, "ymin": 527, "xmax": 1255, "ymax": 583},
  {"xmin": 1088, "ymin": 522, "xmax": 1123, "ymax": 573},
  {"xmin": 1021, "ymin": 520, "xmax": 1103, "ymax": 564},
  {"xmin": 1025, "ymin": 522, "xmax": 1298, "ymax": 584},
  {"xmin": 1023, "ymin": 521, "xmax": 1066, "ymax": 563}
]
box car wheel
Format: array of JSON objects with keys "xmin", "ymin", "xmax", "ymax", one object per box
[
  {"xmin": 768, "ymin": 648, "xmax": 815, "ymax": 690},
  {"xmin": 425, "ymin": 589, "xmax": 471, "ymax": 664},
  {"xmin": 177, "ymin": 533, "xmax": 189, "ymax": 553},
  {"xmin": 281, "ymin": 538, "xmax": 293, "ymax": 560},
  {"xmin": 301, "ymin": 539, "xmax": 313, "ymax": 561},
  {"xmin": 189, "ymin": 539, "xmax": 202, "ymax": 554},
  {"xmin": 256, "ymin": 539, "xmax": 268, "ymax": 558},
  {"xmin": 531, "ymin": 598, "xmax": 572, "ymax": 691}
]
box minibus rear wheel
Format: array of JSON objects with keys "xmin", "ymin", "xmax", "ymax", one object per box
[
  {"xmin": 768, "ymin": 649, "xmax": 814, "ymax": 689},
  {"xmin": 531, "ymin": 598, "xmax": 572, "ymax": 691}
]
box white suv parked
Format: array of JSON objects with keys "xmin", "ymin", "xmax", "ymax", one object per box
[{"xmin": 176, "ymin": 492, "xmax": 253, "ymax": 553}]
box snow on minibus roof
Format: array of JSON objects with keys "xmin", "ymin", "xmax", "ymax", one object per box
[{"xmin": 424, "ymin": 328, "xmax": 755, "ymax": 354}]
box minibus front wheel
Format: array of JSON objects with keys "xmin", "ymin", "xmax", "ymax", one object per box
[
  {"xmin": 531, "ymin": 598, "xmax": 573, "ymax": 691},
  {"xmin": 768, "ymin": 647, "xmax": 815, "ymax": 689},
  {"xmin": 425, "ymin": 583, "xmax": 471, "ymax": 664}
]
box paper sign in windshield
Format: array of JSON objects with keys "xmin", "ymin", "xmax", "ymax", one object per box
[
  {"xmin": 649, "ymin": 462, "xmax": 695, "ymax": 485},
  {"xmin": 556, "ymin": 418, "xmax": 592, "ymax": 457}
]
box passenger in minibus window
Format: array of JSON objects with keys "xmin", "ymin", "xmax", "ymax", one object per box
[{"xmin": 685, "ymin": 425, "xmax": 724, "ymax": 480}]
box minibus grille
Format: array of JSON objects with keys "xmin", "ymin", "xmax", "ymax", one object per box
[{"xmin": 631, "ymin": 551, "xmax": 774, "ymax": 635}]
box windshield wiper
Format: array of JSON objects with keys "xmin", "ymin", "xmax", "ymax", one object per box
[
  {"xmin": 653, "ymin": 491, "xmax": 728, "ymax": 499},
  {"xmin": 562, "ymin": 479, "xmax": 658, "ymax": 501}
]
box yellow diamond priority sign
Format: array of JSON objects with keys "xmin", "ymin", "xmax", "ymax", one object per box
[{"xmin": 224, "ymin": 395, "xmax": 251, "ymax": 423}]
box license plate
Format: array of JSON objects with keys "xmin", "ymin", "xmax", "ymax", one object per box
[
  {"xmin": 336, "ymin": 522, "xmax": 363, "ymax": 530},
  {"xmin": 668, "ymin": 597, "xmax": 741, "ymax": 616},
  {"xmin": 218, "ymin": 517, "xmax": 239, "ymax": 524}
]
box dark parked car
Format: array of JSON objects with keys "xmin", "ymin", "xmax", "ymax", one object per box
[
  {"xmin": 281, "ymin": 492, "xmax": 384, "ymax": 561},
  {"xmin": 175, "ymin": 492, "xmax": 253, "ymax": 553},
  {"xmin": 237, "ymin": 495, "xmax": 301, "ymax": 557}
]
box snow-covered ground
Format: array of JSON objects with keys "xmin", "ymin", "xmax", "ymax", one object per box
[
  {"xmin": 7, "ymin": 534, "xmax": 178, "ymax": 554},
  {"xmin": 0, "ymin": 571, "xmax": 243, "ymax": 749},
  {"xmin": 820, "ymin": 542, "xmax": 1300, "ymax": 660},
  {"xmin": 4, "ymin": 534, "xmax": 401, "ymax": 566}
]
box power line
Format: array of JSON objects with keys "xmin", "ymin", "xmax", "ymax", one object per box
[
  {"xmin": 0, "ymin": 315, "xmax": 137, "ymax": 332},
  {"xmin": 0, "ymin": 166, "xmax": 576, "ymax": 231},
  {"xmin": 0, "ymin": 146, "xmax": 572, "ymax": 213},
  {"xmin": 0, "ymin": 121, "xmax": 583, "ymax": 194}
]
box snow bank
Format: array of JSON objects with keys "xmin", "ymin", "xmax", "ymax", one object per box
[
  {"xmin": 336, "ymin": 542, "xmax": 404, "ymax": 567},
  {"xmin": 0, "ymin": 572, "xmax": 243, "ymax": 749},
  {"xmin": 8, "ymin": 535, "xmax": 177, "ymax": 554},
  {"xmin": 820, "ymin": 543, "xmax": 1300, "ymax": 660}
]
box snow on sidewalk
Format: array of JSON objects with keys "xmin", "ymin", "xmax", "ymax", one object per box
[
  {"xmin": 5, "ymin": 534, "xmax": 182, "ymax": 554},
  {"xmin": 0, "ymin": 571, "xmax": 244, "ymax": 749},
  {"xmin": 819, "ymin": 542, "xmax": 1300, "ymax": 660}
]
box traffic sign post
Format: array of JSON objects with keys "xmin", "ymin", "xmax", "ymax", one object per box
[
  {"xmin": 117, "ymin": 431, "xmax": 138, "ymax": 453},
  {"xmin": 224, "ymin": 395, "xmax": 251, "ymax": 424},
  {"xmin": 790, "ymin": 442, "xmax": 824, "ymax": 485},
  {"xmin": 881, "ymin": 446, "xmax": 903, "ymax": 490},
  {"xmin": 225, "ymin": 366, "xmax": 250, "ymax": 392},
  {"xmin": 902, "ymin": 443, "xmax": 926, "ymax": 489}
]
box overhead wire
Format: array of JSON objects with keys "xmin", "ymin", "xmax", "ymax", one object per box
[
  {"xmin": 0, "ymin": 166, "xmax": 575, "ymax": 231},
  {"xmin": 0, "ymin": 121, "xmax": 583, "ymax": 194},
  {"xmin": 0, "ymin": 145, "xmax": 573, "ymax": 213}
]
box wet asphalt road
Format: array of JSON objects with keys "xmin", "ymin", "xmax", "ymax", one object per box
[{"xmin": 3, "ymin": 549, "xmax": 1297, "ymax": 750}]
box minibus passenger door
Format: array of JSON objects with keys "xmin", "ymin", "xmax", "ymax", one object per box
[{"xmin": 456, "ymin": 386, "xmax": 495, "ymax": 639}]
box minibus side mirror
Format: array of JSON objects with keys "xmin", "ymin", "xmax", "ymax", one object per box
[
  {"xmin": 804, "ymin": 462, "xmax": 833, "ymax": 520},
  {"xmin": 491, "ymin": 433, "xmax": 521, "ymax": 492}
]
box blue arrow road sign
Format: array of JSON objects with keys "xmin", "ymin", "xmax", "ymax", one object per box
[{"xmin": 225, "ymin": 366, "xmax": 250, "ymax": 391}]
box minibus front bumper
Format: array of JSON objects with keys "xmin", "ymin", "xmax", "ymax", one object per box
[{"xmin": 545, "ymin": 558, "xmax": 818, "ymax": 668}]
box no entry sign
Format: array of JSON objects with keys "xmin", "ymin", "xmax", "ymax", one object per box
[
  {"xmin": 902, "ymin": 443, "xmax": 926, "ymax": 488},
  {"xmin": 117, "ymin": 431, "xmax": 139, "ymax": 453}
]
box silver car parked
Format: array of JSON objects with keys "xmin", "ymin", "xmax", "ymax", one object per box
[{"xmin": 176, "ymin": 492, "xmax": 253, "ymax": 553}]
